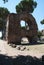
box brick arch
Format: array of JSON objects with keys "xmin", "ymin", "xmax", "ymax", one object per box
[
  {"xmin": 5, "ymin": 12, "xmax": 38, "ymax": 44},
  {"xmin": 19, "ymin": 13, "xmax": 38, "ymax": 31}
]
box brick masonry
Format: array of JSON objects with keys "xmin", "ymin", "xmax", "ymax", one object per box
[{"xmin": 5, "ymin": 12, "xmax": 38, "ymax": 44}]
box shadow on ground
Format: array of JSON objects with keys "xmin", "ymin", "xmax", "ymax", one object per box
[
  {"xmin": 0, "ymin": 54, "xmax": 44, "ymax": 65},
  {"xmin": 14, "ymin": 42, "xmax": 44, "ymax": 46}
]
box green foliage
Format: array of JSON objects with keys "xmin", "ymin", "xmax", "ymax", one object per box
[
  {"xmin": 16, "ymin": 0, "xmax": 37, "ymax": 13},
  {"xmin": 0, "ymin": 7, "xmax": 10, "ymax": 38},
  {"xmin": 0, "ymin": 7, "xmax": 9, "ymax": 19},
  {"xmin": 3, "ymin": 0, "xmax": 8, "ymax": 3},
  {"xmin": 0, "ymin": 7, "xmax": 10, "ymax": 30},
  {"xmin": 3, "ymin": 0, "xmax": 37, "ymax": 13},
  {"xmin": 0, "ymin": 18, "xmax": 5, "ymax": 30},
  {"xmin": 37, "ymin": 31, "xmax": 42, "ymax": 38},
  {"xmin": 41, "ymin": 19, "xmax": 44, "ymax": 24}
]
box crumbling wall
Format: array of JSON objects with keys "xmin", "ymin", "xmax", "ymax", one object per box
[{"xmin": 6, "ymin": 12, "xmax": 38, "ymax": 44}]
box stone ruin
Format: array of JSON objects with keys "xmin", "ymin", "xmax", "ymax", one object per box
[{"xmin": 5, "ymin": 12, "xmax": 38, "ymax": 44}]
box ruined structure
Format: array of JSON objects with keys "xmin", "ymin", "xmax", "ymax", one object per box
[{"xmin": 5, "ymin": 12, "xmax": 38, "ymax": 44}]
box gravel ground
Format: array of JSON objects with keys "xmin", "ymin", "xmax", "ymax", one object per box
[
  {"xmin": 0, "ymin": 40, "xmax": 44, "ymax": 65},
  {"xmin": 0, "ymin": 40, "xmax": 44, "ymax": 58}
]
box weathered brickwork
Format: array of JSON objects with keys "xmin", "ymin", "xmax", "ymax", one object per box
[{"xmin": 6, "ymin": 12, "xmax": 38, "ymax": 44}]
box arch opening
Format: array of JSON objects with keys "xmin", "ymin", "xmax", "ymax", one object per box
[
  {"xmin": 20, "ymin": 20, "xmax": 29, "ymax": 30},
  {"xmin": 21, "ymin": 37, "xmax": 29, "ymax": 44}
]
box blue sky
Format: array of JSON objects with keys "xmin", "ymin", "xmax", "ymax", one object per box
[{"xmin": 0, "ymin": 0, "xmax": 44, "ymax": 31}]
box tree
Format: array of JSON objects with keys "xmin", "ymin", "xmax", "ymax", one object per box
[
  {"xmin": 37, "ymin": 31, "xmax": 42, "ymax": 40},
  {"xmin": 0, "ymin": 7, "xmax": 10, "ymax": 39},
  {"xmin": 41, "ymin": 19, "xmax": 44, "ymax": 24},
  {"xmin": 3, "ymin": 0, "xmax": 8, "ymax": 3},
  {"xmin": 16, "ymin": 0, "xmax": 37, "ymax": 13},
  {"xmin": 3, "ymin": 0, "xmax": 37, "ymax": 13},
  {"xmin": 0, "ymin": 7, "xmax": 10, "ymax": 19}
]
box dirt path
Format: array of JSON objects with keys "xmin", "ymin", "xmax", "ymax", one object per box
[
  {"xmin": 0, "ymin": 40, "xmax": 7, "ymax": 55},
  {"xmin": 0, "ymin": 40, "xmax": 44, "ymax": 65},
  {"xmin": 0, "ymin": 40, "xmax": 13, "ymax": 65},
  {"xmin": 0, "ymin": 40, "xmax": 44, "ymax": 58}
]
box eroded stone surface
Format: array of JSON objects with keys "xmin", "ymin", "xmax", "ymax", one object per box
[{"xmin": 5, "ymin": 12, "xmax": 38, "ymax": 44}]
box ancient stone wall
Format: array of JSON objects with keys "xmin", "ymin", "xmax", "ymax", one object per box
[{"xmin": 6, "ymin": 12, "xmax": 38, "ymax": 44}]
